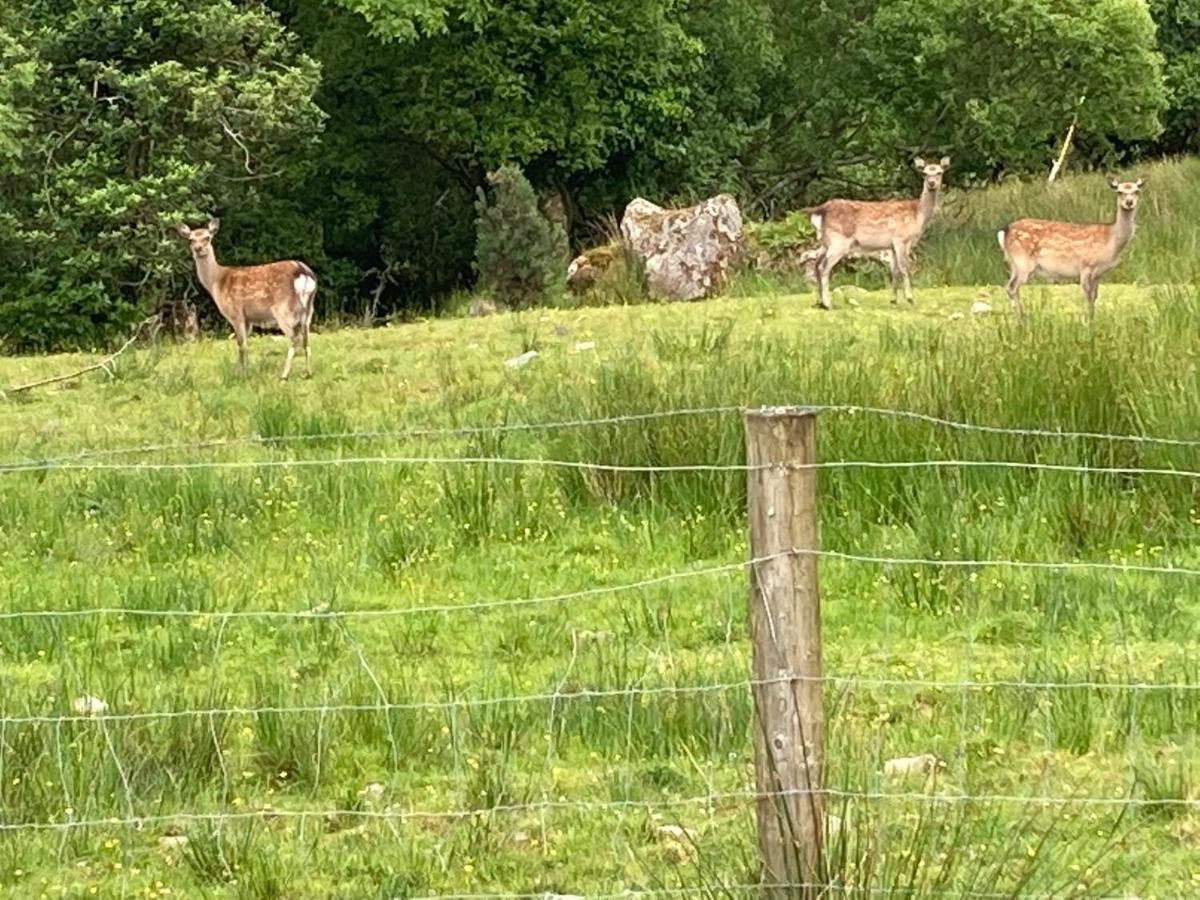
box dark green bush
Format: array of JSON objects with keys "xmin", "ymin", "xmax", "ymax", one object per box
[{"xmin": 473, "ymin": 165, "xmax": 566, "ymax": 307}]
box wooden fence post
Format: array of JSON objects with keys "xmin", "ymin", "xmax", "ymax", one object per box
[{"xmin": 744, "ymin": 406, "xmax": 823, "ymax": 897}]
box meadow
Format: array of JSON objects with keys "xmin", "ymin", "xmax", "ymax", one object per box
[{"xmin": 1, "ymin": 164, "xmax": 1200, "ymax": 898}]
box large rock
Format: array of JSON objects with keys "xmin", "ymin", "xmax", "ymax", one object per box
[{"xmin": 620, "ymin": 194, "xmax": 744, "ymax": 301}]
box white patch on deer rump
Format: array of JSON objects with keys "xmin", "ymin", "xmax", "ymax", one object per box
[{"xmin": 294, "ymin": 274, "xmax": 317, "ymax": 306}]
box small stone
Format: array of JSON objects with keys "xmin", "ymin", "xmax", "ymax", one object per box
[
  {"xmin": 360, "ymin": 782, "xmax": 385, "ymax": 802},
  {"xmin": 553, "ymin": 323, "xmax": 570, "ymax": 337},
  {"xmin": 504, "ymin": 350, "xmax": 538, "ymax": 368},
  {"xmin": 655, "ymin": 823, "xmax": 691, "ymax": 840},
  {"xmin": 655, "ymin": 823, "xmax": 696, "ymax": 863},
  {"xmin": 970, "ymin": 300, "xmax": 993, "ymax": 315},
  {"xmin": 883, "ymin": 753, "xmax": 939, "ymax": 776},
  {"xmin": 573, "ymin": 341, "xmax": 596, "ymax": 352},
  {"xmin": 511, "ymin": 829, "xmax": 532, "ymax": 845},
  {"xmin": 72, "ymin": 695, "xmax": 108, "ymax": 716},
  {"xmin": 158, "ymin": 835, "xmax": 189, "ymax": 853},
  {"xmin": 575, "ymin": 628, "xmax": 613, "ymax": 644}
]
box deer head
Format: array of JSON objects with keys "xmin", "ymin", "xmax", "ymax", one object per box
[
  {"xmin": 176, "ymin": 218, "xmax": 221, "ymax": 258},
  {"xmin": 913, "ymin": 156, "xmax": 951, "ymax": 192},
  {"xmin": 1107, "ymin": 176, "xmax": 1147, "ymax": 211}
]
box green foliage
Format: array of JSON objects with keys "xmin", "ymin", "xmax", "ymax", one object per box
[
  {"xmin": 743, "ymin": 210, "xmax": 817, "ymax": 256},
  {"xmin": 751, "ymin": 0, "xmax": 1166, "ymax": 212},
  {"xmin": 280, "ymin": 0, "xmax": 780, "ymax": 317},
  {"xmin": 0, "ymin": 0, "xmax": 323, "ymax": 353},
  {"xmin": 1148, "ymin": 0, "xmax": 1200, "ymax": 154},
  {"xmin": 862, "ymin": 0, "xmax": 1164, "ymax": 176},
  {"xmin": 473, "ymin": 164, "xmax": 566, "ymax": 305}
]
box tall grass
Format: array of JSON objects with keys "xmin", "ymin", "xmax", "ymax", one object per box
[{"xmin": 0, "ymin": 277, "xmax": 1198, "ymax": 896}]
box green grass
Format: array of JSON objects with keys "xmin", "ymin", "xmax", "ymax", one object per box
[{"xmin": 1, "ymin": 284, "xmax": 1199, "ymax": 897}]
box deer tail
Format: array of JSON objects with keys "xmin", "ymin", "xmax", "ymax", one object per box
[
  {"xmin": 805, "ymin": 205, "xmax": 826, "ymax": 240},
  {"xmin": 293, "ymin": 262, "xmax": 318, "ymax": 311},
  {"xmin": 996, "ymin": 228, "xmax": 1008, "ymax": 254}
]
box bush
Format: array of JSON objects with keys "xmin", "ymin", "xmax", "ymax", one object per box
[{"xmin": 473, "ymin": 165, "xmax": 567, "ymax": 307}]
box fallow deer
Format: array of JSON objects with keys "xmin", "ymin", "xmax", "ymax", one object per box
[
  {"xmin": 806, "ymin": 156, "xmax": 950, "ymax": 310},
  {"xmin": 997, "ymin": 176, "xmax": 1147, "ymax": 322},
  {"xmin": 176, "ymin": 218, "xmax": 317, "ymax": 379}
]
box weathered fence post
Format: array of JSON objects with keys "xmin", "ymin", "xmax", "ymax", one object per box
[{"xmin": 744, "ymin": 407, "xmax": 823, "ymax": 897}]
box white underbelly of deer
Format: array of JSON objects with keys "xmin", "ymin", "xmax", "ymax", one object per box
[{"xmin": 1034, "ymin": 254, "xmax": 1085, "ymax": 279}]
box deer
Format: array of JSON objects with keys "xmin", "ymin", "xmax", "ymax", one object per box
[
  {"xmin": 806, "ymin": 156, "xmax": 950, "ymax": 310},
  {"xmin": 175, "ymin": 218, "xmax": 317, "ymax": 379},
  {"xmin": 997, "ymin": 175, "xmax": 1147, "ymax": 322}
]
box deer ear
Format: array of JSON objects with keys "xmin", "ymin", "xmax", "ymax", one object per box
[
  {"xmin": 1136, "ymin": 175, "xmax": 1149, "ymax": 187},
  {"xmin": 207, "ymin": 217, "xmax": 220, "ymax": 233},
  {"xmin": 939, "ymin": 156, "xmax": 951, "ymax": 168},
  {"xmin": 913, "ymin": 157, "xmax": 927, "ymax": 170},
  {"xmin": 176, "ymin": 223, "xmax": 192, "ymax": 238},
  {"xmin": 1107, "ymin": 176, "xmax": 1120, "ymax": 190}
]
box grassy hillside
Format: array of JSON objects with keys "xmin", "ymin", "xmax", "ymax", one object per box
[{"xmin": 1, "ymin": 286, "xmax": 1199, "ymax": 897}]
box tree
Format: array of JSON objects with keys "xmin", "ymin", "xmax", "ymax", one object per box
[
  {"xmin": 1147, "ymin": 0, "xmax": 1200, "ymax": 154},
  {"xmin": 474, "ymin": 164, "xmax": 567, "ymax": 306},
  {"xmin": 750, "ymin": 0, "xmax": 1166, "ymax": 211},
  {"xmin": 0, "ymin": 0, "xmax": 323, "ymax": 352},
  {"xmin": 271, "ymin": 0, "xmax": 781, "ymax": 318}
]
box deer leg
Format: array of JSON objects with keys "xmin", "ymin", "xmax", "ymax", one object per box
[
  {"xmin": 232, "ymin": 319, "xmax": 249, "ymax": 373},
  {"xmin": 888, "ymin": 246, "xmax": 902, "ymax": 305},
  {"xmin": 816, "ymin": 239, "xmax": 851, "ymax": 310},
  {"xmin": 1081, "ymin": 272, "xmax": 1098, "ymax": 323},
  {"xmin": 281, "ymin": 343, "xmax": 296, "ymax": 381},
  {"xmin": 891, "ymin": 240, "xmax": 914, "ymax": 304},
  {"xmin": 1005, "ymin": 269, "xmax": 1027, "ymax": 322}
]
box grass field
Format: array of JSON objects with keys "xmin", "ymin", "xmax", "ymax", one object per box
[{"xmin": 1, "ymin": 282, "xmax": 1199, "ymax": 898}]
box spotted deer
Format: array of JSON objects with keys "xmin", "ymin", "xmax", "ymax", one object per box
[
  {"xmin": 176, "ymin": 218, "xmax": 317, "ymax": 379},
  {"xmin": 806, "ymin": 156, "xmax": 950, "ymax": 310},
  {"xmin": 997, "ymin": 176, "xmax": 1147, "ymax": 322}
]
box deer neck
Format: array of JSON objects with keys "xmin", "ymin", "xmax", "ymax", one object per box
[
  {"xmin": 1108, "ymin": 203, "xmax": 1137, "ymax": 256},
  {"xmin": 192, "ymin": 249, "xmax": 226, "ymax": 295},
  {"xmin": 915, "ymin": 183, "xmax": 940, "ymax": 233}
]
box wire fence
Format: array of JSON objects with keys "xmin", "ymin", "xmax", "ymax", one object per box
[
  {"xmin": 1, "ymin": 403, "xmax": 1196, "ymax": 895},
  {"xmin": 3, "ymin": 787, "xmax": 1195, "ymax": 835},
  {"xmin": 3, "ymin": 401, "xmax": 1199, "ymax": 470}
]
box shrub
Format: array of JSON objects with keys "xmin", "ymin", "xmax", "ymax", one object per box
[{"xmin": 473, "ymin": 165, "xmax": 566, "ymax": 307}]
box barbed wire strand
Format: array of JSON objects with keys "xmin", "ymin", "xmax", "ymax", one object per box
[
  {"xmin": 10, "ymin": 669, "xmax": 1200, "ymax": 727},
  {"xmin": 0, "ymin": 552, "xmax": 776, "ymax": 622},
  {"xmin": 1, "ymin": 787, "xmax": 1189, "ymax": 834},
  {"xmin": 1, "ymin": 547, "xmax": 1195, "ymax": 624},
  {"xmin": 3, "ymin": 454, "xmax": 1200, "ymax": 480},
  {"xmin": 7, "ymin": 402, "xmax": 1198, "ymax": 470}
]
